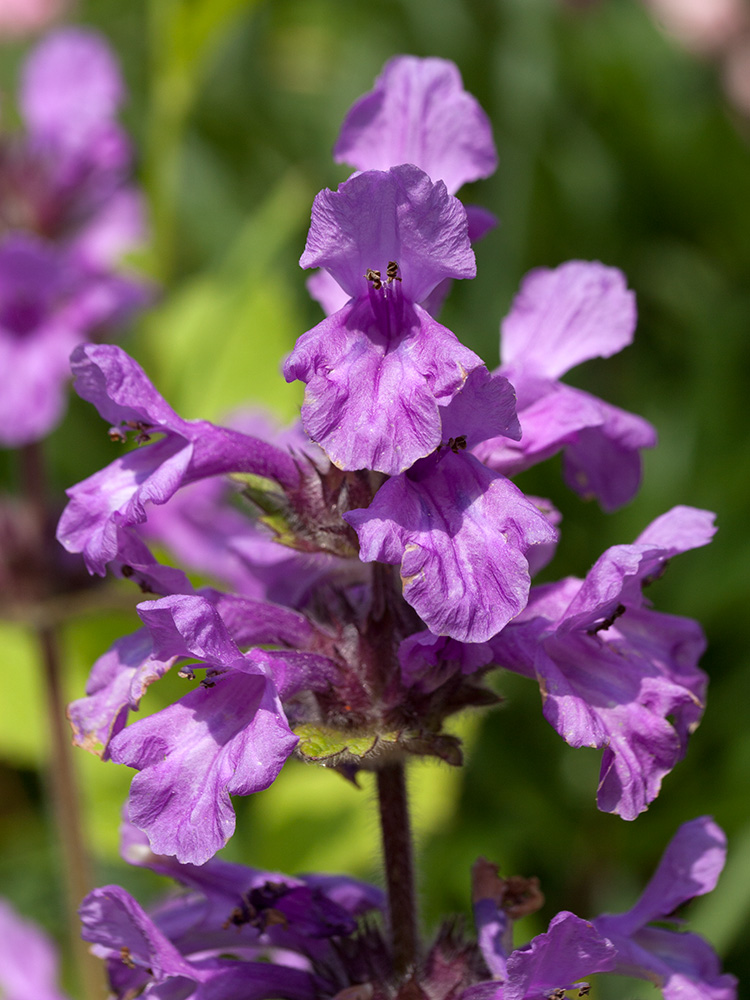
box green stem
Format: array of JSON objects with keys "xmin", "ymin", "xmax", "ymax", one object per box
[{"xmin": 376, "ymin": 760, "xmax": 418, "ymax": 977}]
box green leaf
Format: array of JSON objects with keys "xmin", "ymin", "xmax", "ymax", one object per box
[
  {"xmin": 139, "ymin": 170, "xmax": 308, "ymax": 423},
  {"xmin": 294, "ymin": 724, "xmax": 381, "ymax": 763},
  {"xmin": 0, "ymin": 623, "xmax": 48, "ymax": 765}
]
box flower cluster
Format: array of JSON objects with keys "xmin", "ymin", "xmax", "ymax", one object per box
[
  {"xmin": 0, "ymin": 28, "xmax": 148, "ymax": 447},
  {"xmin": 69, "ymin": 814, "xmax": 733, "ymax": 1000},
  {"xmin": 55, "ymin": 55, "xmax": 735, "ymax": 997}
]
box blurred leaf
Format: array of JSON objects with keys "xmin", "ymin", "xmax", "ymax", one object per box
[
  {"xmin": 146, "ymin": 0, "xmax": 264, "ymax": 278},
  {"xmin": 139, "ymin": 170, "xmax": 308, "ymax": 421},
  {"xmin": 0, "ymin": 624, "xmax": 47, "ymax": 765}
]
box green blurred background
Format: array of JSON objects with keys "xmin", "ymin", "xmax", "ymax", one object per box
[{"xmin": 1, "ymin": 0, "xmax": 749, "ymax": 995}]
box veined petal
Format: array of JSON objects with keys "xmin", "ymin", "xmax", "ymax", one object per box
[
  {"xmin": 635, "ymin": 505, "xmax": 718, "ymax": 552},
  {"xmin": 345, "ymin": 452, "xmax": 557, "ymax": 642},
  {"xmin": 399, "ymin": 630, "xmax": 495, "ymax": 691},
  {"xmin": 439, "ymin": 366, "xmax": 520, "ymax": 448},
  {"xmin": 110, "ymin": 672, "xmax": 297, "ymax": 864},
  {"xmin": 593, "ymin": 819, "xmax": 737, "ymax": 1000},
  {"xmin": 561, "ymin": 507, "xmax": 716, "ymax": 633},
  {"xmin": 192, "ymin": 964, "xmax": 318, "ymax": 1000},
  {"xmin": 504, "ymin": 911, "xmax": 615, "ymax": 1000},
  {"xmin": 300, "ymin": 165, "xmax": 475, "ymax": 303},
  {"xmin": 476, "ymin": 383, "xmax": 657, "ymax": 511},
  {"xmin": 561, "ymin": 394, "xmax": 658, "ymax": 512},
  {"xmin": 534, "ymin": 631, "xmax": 699, "ymax": 820},
  {"xmin": 286, "ymin": 297, "xmax": 482, "ymax": 474},
  {"xmin": 500, "ymin": 260, "xmax": 636, "ymax": 380},
  {"xmin": 58, "ymin": 346, "xmax": 299, "ymax": 573},
  {"xmin": 79, "ymin": 886, "xmax": 203, "ymax": 984},
  {"xmin": 137, "ymin": 594, "xmax": 244, "ymax": 667},
  {"xmin": 67, "ymin": 627, "xmax": 175, "ymax": 760},
  {"xmin": 57, "ymin": 435, "xmax": 194, "ymax": 575},
  {"xmin": 630, "ymin": 928, "xmax": 737, "ymax": 1000},
  {"xmin": 70, "ymin": 342, "xmax": 189, "ymax": 431},
  {"xmin": 334, "ymin": 56, "xmax": 497, "ymax": 195}
]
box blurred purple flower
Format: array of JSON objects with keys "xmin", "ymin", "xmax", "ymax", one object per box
[
  {"xmin": 0, "ymin": 900, "xmax": 68, "ymax": 1000},
  {"xmin": 0, "ymin": 29, "xmax": 150, "ymax": 446},
  {"xmin": 1, "ymin": 28, "xmax": 145, "ymax": 261},
  {"xmin": 0, "ymin": 234, "xmax": 145, "ymax": 446},
  {"xmin": 0, "ymin": 0, "xmax": 67, "ymax": 40}
]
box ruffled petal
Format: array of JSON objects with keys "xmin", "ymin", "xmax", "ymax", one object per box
[
  {"xmin": 500, "ymin": 260, "xmax": 636, "ymax": 380},
  {"xmin": 439, "ymin": 366, "xmax": 520, "ymax": 449},
  {"xmin": 560, "ymin": 507, "xmax": 716, "ymax": 632},
  {"xmin": 533, "ymin": 629, "xmax": 702, "ymax": 820},
  {"xmin": 476, "ymin": 383, "xmax": 657, "ymax": 511},
  {"xmin": 67, "ymin": 627, "xmax": 175, "ymax": 760},
  {"xmin": 69, "ymin": 342, "xmax": 187, "ymax": 431},
  {"xmin": 600, "ymin": 817, "xmax": 727, "ymax": 934},
  {"xmin": 58, "ymin": 347, "xmax": 299, "ymax": 572},
  {"xmin": 79, "ymin": 885, "xmax": 203, "ymax": 983},
  {"xmin": 286, "ymin": 297, "xmax": 481, "ymax": 474},
  {"xmin": 300, "ymin": 165, "xmax": 475, "ymax": 303},
  {"xmin": 593, "ymin": 820, "xmax": 737, "ymax": 1000},
  {"xmin": 109, "ymin": 672, "xmax": 297, "ymax": 863},
  {"xmin": 504, "ymin": 912, "xmax": 615, "ymax": 1000},
  {"xmin": 345, "ymin": 452, "xmax": 557, "ymax": 641},
  {"xmin": 57, "ymin": 435, "xmax": 194, "ymax": 575},
  {"xmin": 334, "ymin": 56, "xmax": 497, "ymax": 195}
]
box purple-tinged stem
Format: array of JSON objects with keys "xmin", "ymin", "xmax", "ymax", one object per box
[
  {"xmin": 20, "ymin": 443, "xmax": 102, "ymax": 1000},
  {"xmin": 376, "ymin": 759, "xmax": 418, "ymax": 977}
]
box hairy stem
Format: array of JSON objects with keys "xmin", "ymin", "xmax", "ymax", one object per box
[{"xmin": 377, "ymin": 759, "xmax": 418, "ymax": 977}]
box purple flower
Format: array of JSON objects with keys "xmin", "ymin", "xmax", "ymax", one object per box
[
  {"xmin": 308, "ymin": 56, "xmax": 498, "ymax": 318},
  {"xmin": 0, "ymin": 235, "xmax": 144, "ymax": 446},
  {"xmin": 103, "ymin": 593, "xmax": 339, "ymax": 863},
  {"xmin": 3, "ymin": 28, "xmax": 145, "ymax": 258},
  {"xmin": 490, "ymin": 506, "xmax": 716, "ymax": 818},
  {"xmin": 0, "ymin": 900, "xmax": 69, "ymax": 1000},
  {"xmin": 469, "ymin": 902, "xmax": 615, "ymax": 1000},
  {"xmin": 68, "ymin": 626, "xmax": 177, "ymax": 761},
  {"xmin": 594, "ymin": 817, "xmax": 738, "ymax": 999},
  {"xmin": 345, "ymin": 369, "xmax": 558, "ymax": 642},
  {"xmin": 334, "ymin": 56, "xmax": 497, "ymax": 196},
  {"xmin": 80, "ymin": 887, "xmax": 206, "ymax": 993},
  {"xmin": 0, "ymin": 29, "xmax": 150, "ymax": 446},
  {"xmin": 474, "ymin": 261, "xmax": 657, "ymax": 511},
  {"xmin": 79, "ymin": 833, "xmax": 384, "ymax": 1000},
  {"xmin": 56, "ymin": 344, "xmax": 300, "ymax": 575},
  {"xmin": 284, "ymin": 164, "xmax": 485, "ymax": 474}
]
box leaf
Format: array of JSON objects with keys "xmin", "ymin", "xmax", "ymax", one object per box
[
  {"xmin": 139, "ymin": 171, "xmax": 308, "ymax": 423},
  {"xmin": 0, "ymin": 623, "xmax": 48, "ymax": 765}
]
